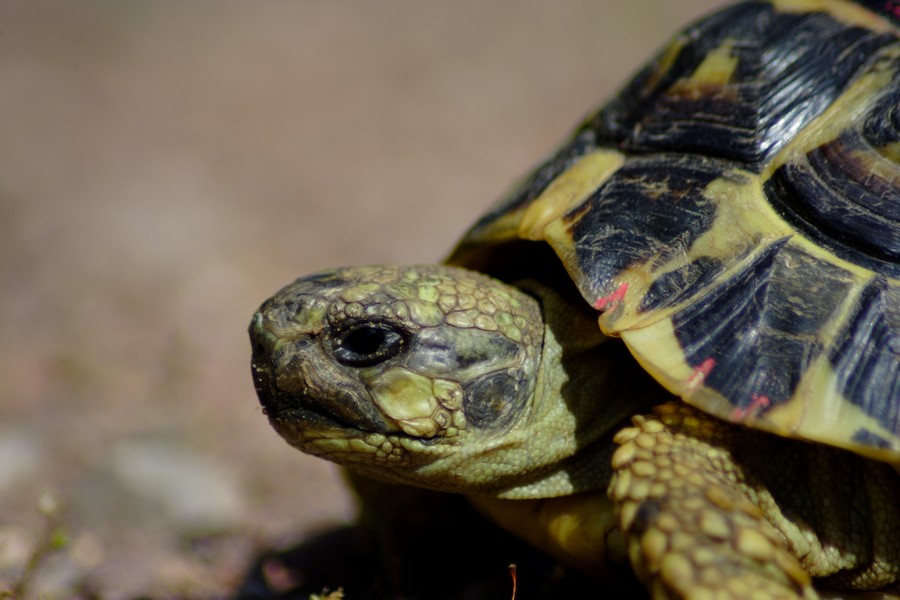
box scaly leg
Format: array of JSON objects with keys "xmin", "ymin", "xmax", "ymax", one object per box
[{"xmin": 609, "ymin": 402, "xmax": 817, "ymax": 600}]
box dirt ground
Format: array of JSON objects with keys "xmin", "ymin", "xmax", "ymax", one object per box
[{"xmin": 0, "ymin": 2, "xmax": 721, "ymax": 598}]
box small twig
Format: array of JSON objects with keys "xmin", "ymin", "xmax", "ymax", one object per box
[
  {"xmin": 6, "ymin": 491, "xmax": 68, "ymax": 599},
  {"xmin": 508, "ymin": 563, "xmax": 517, "ymax": 600}
]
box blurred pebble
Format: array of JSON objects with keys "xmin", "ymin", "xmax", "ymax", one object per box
[
  {"xmin": 0, "ymin": 525, "xmax": 31, "ymax": 571},
  {"xmin": 70, "ymin": 532, "xmax": 104, "ymax": 569},
  {"xmin": 0, "ymin": 430, "xmax": 42, "ymax": 492},
  {"xmin": 111, "ymin": 440, "xmax": 245, "ymax": 529}
]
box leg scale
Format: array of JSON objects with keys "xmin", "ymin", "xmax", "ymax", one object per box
[{"xmin": 609, "ymin": 402, "xmax": 817, "ymax": 600}]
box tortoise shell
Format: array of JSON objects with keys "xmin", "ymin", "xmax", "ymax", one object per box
[{"xmin": 447, "ymin": 0, "xmax": 900, "ymax": 464}]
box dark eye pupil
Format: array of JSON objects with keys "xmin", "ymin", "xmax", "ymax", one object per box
[
  {"xmin": 343, "ymin": 327, "xmax": 386, "ymax": 355},
  {"xmin": 334, "ymin": 324, "xmax": 405, "ymax": 367}
]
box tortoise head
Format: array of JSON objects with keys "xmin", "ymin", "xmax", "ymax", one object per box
[
  {"xmin": 250, "ymin": 264, "xmax": 543, "ymax": 493},
  {"xmin": 249, "ymin": 264, "xmax": 634, "ymax": 498}
]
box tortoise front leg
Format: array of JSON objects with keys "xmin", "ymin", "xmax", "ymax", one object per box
[{"xmin": 608, "ymin": 402, "xmax": 817, "ymax": 600}]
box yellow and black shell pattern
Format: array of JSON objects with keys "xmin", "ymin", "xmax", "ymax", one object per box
[{"xmin": 448, "ymin": 0, "xmax": 900, "ymax": 464}]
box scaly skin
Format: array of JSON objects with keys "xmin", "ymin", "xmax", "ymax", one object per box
[
  {"xmin": 611, "ymin": 403, "xmax": 900, "ymax": 599},
  {"xmin": 250, "ymin": 264, "xmax": 900, "ymax": 599},
  {"xmin": 611, "ymin": 404, "xmax": 815, "ymax": 600}
]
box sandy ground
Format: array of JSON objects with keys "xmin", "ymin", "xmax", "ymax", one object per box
[{"xmin": 0, "ymin": 2, "xmax": 722, "ymax": 598}]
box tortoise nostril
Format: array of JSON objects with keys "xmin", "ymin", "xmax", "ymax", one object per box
[{"xmin": 251, "ymin": 341, "xmax": 268, "ymax": 358}]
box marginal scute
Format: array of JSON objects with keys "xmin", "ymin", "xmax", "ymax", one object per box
[
  {"xmin": 829, "ymin": 278, "xmax": 900, "ymax": 435},
  {"xmin": 460, "ymin": 130, "xmax": 600, "ymax": 245},
  {"xmin": 518, "ymin": 149, "xmax": 625, "ymax": 241},
  {"xmin": 638, "ymin": 256, "xmax": 725, "ymax": 313},
  {"xmin": 544, "ymin": 153, "xmax": 725, "ymax": 309},
  {"xmin": 670, "ymin": 243, "xmax": 846, "ymax": 408}
]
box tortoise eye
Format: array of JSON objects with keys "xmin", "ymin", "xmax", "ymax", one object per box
[{"xmin": 333, "ymin": 323, "xmax": 406, "ymax": 367}]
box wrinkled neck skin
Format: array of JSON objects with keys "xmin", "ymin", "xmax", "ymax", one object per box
[
  {"xmin": 480, "ymin": 281, "xmax": 657, "ymax": 499},
  {"xmin": 396, "ymin": 279, "xmax": 617, "ymax": 499}
]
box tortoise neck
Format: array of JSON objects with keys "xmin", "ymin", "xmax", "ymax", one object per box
[{"xmin": 487, "ymin": 281, "xmax": 662, "ymax": 499}]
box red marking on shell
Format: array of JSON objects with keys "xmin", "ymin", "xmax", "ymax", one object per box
[
  {"xmin": 593, "ymin": 283, "xmax": 628, "ymax": 310},
  {"xmin": 685, "ymin": 357, "xmax": 715, "ymax": 392},
  {"xmin": 729, "ymin": 394, "xmax": 771, "ymax": 421}
]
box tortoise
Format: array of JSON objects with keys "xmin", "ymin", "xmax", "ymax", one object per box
[{"xmin": 249, "ymin": 0, "xmax": 900, "ymax": 597}]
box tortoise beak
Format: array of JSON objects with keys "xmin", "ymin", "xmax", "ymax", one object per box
[{"xmin": 249, "ymin": 300, "xmax": 399, "ymax": 439}]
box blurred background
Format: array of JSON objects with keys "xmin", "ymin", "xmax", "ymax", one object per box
[{"xmin": 0, "ymin": 1, "xmax": 721, "ymax": 597}]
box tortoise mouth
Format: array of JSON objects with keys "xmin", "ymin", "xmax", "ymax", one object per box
[
  {"xmin": 258, "ymin": 382, "xmax": 448, "ymax": 477},
  {"xmin": 264, "ymin": 394, "xmax": 357, "ymax": 433},
  {"xmin": 251, "ymin": 359, "xmax": 401, "ymax": 438},
  {"xmin": 249, "ymin": 309, "xmax": 405, "ymax": 438}
]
